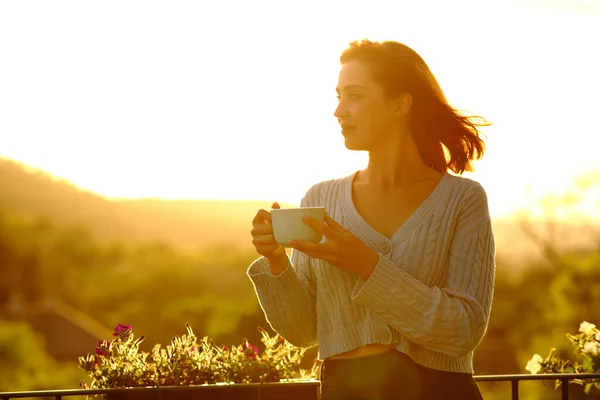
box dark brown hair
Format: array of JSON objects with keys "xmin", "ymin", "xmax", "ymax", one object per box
[{"xmin": 340, "ymin": 40, "xmax": 489, "ymax": 175}]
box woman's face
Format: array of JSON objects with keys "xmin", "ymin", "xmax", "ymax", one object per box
[{"xmin": 334, "ymin": 60, "xmax": 404, "ymax": 151}]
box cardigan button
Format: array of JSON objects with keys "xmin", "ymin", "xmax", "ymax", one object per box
[{"xmin": 380, "ymin": 242, "xmax": 392, "ymax": 254}]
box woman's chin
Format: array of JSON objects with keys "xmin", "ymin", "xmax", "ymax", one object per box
[{"xmin": 343, "ymin": 138, "xmax": 367, "ymax": 151}]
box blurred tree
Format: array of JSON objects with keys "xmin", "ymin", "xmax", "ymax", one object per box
[{"xmin": 0, "ymin": 321, "xmax": 84, "ymax": 391}]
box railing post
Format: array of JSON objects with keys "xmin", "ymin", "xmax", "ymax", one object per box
[
  {"xmin": 561, "ymin": 378, "xmax": 569, "ymax": 400},
  {"xmin": 511, "ymin": 379, "xmax": 519, "ymax": 400}
]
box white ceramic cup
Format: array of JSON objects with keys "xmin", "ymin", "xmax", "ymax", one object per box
[{"xmin": 270, "ymin": 207, "xmax": 325, "ymax": 247}]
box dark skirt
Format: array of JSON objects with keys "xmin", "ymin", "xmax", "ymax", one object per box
[{"xmin": 320, "ymin": 350, "xmax": 484, "ymax": 400}]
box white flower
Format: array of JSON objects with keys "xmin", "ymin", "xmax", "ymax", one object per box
[
  {"xmin": 596, "ymin": 331, "xmax": 600, "ymax": 342},
  {"xmin": 579, "ymin": 321, "xmax": 597, "ymax": 336},
  {"xmin": 526, "ymin": 354, "xmax": 544, "ymax": 374},
  {"xmin": 583, "ymin": 341, "xmax": 600, "ymax": 356}
]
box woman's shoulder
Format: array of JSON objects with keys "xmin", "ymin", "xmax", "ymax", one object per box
[
  {"xmin": 300, "ymin": 172, "xmax": 355, "ymax": 206},
  {"xmin": 445, "ymin": 173, "xmax": 488, "ymax": 197},
  {"xmin": 443, "ymin": 173, "xmax": 491, "ymax": 216}
]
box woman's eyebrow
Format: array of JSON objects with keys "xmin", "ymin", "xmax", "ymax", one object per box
[{"xmin": 335, "ymin": 84, "xmax": 368, "ymax": 93}]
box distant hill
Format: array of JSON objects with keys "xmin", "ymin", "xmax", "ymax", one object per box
[
  {"xmin": 0, "ymin": 157, "xmax": 294, "ymax": 251},
  {"xmin": 1, "ymin": 157, "xmax": 597, "ymax": 262}
]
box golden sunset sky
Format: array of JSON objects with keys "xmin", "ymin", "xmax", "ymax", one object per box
[{"xmin": 1, "ymin": 0, "xmax": 599, "ymax": 219}]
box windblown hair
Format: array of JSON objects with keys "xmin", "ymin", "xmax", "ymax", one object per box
[{"xmin": 340, "ymin": 40, "xmax": 489, "ymax": 175}]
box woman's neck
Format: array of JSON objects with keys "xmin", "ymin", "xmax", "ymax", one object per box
[{"xmin": 359, "ymin": 132, "xmax": 442, "ymax": 189}]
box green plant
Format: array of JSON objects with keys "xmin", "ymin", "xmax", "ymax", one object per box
[
  {"xmin": 526, "ymin": 321, "xmax": 600, "ymax": 394},
  {"xmin": 78, "ymin": 323, "xmax": 319, "ymax": 389}
]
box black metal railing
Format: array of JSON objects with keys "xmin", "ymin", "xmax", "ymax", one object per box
[
  {"xmin": 475, "ymin": 373, "xmax": 600, "ymax": 400},
  {"xmin": 1, "ymin": 374, "xmax": 600, "ymax": 400}
]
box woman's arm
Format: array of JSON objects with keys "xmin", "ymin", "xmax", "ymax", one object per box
[{"xmin": 247, "ymin": 197, "xmax": 318, "ymax": 348}]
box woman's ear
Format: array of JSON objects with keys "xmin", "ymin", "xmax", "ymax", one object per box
[{"xmin": 394, "ymin": 92, "xmax": 412, "ymax": 117}]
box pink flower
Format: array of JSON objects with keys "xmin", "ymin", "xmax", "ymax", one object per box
[
  {"xmin": 95, "ymin": 340, "xmax": 109, "ymax": 356},
  {"xmin": 113, "ymin": 324, "xmax": 132, "ymax": 337},
  {"xmin": 246, "ymin": 343, "xmax": 259, "ymax": 359}
]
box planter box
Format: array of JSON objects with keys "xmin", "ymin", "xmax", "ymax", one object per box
[{"xmin": 105, "ymin": 381, "xmax": 321, "ymax": 400}]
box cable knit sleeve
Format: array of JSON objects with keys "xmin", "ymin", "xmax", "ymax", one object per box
[
  {"xmin": 351, "ymin": 182, "xmax": 496, "ymax": 358},
  {"xmin": 246, "ymin": 196, "xmax": 318, "ymax": 348}
]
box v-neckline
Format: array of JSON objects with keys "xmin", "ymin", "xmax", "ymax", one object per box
[{"xmin": 341, "ymin": 170, "xmax": 451, "ymax": 244}]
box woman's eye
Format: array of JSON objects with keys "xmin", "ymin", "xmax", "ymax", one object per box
[{"xmin": 337, "ymin": 93, "xmax": 360, "ymax": 101}]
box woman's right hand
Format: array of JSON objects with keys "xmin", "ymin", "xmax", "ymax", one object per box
[{"xmin": 251, "ymin": 202, "xmax": 288, "ymax": 273}]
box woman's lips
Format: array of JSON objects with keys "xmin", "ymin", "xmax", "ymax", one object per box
[{"xmin": 341, "ymin": 125, "xmax": 356, "ymax": 135}]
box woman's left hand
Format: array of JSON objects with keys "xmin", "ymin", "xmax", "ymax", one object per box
[{"xmin": 289, "ymin": 213, "xmax": 379, "ymax": 280}]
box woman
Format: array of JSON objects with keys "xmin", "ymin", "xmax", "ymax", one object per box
[{"xmin": 247, "ymin": 39, "xmax": 495, "ymax": 400}]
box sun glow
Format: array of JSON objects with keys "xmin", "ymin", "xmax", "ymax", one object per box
[{"xmin": 1, "ymin": 0, "xmax": 599, "ymax": 219}]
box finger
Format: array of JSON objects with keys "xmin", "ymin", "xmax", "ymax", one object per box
[
  {"xmin": 252, "ymin": 209, "xmax": 272, "ymax": 225},
  {"xmin": 294, "ymin": 247, "xmax": 336, "ymax": 264},
  {"xmin": 292, "ymin": 245, "xmax": 338, "ymax": 265},
  {"xmin": 302, "ymin": 216, "xmax": 338, "ymax": 239},
  {"xmin": 251, "ymin": 224, "xmax": 273, "ymax": 236},
  {"xmin": 291, "ymin": 245, "xmax": 321, "ymax": 260},
  {"xmin": 256, "ymin": 244, "xmax": 284, "ymax": 258},
  {"xmin": 255, "ymin": 243, "xmax": 277, "ymax": 252},
  {"xmin": 290, "ymin": 240, "xmax": 335, "ymax": 257},
  {"xmin": 325, "ymin": 213, "xmax": 347, "ymax": 233},
  {"xmin": 252, "ymin": 234, "xmax": 276, "ymax": 245},
  {"xmin": 271, "ymin": 202, "xmax": 281, "ymax": 210}
]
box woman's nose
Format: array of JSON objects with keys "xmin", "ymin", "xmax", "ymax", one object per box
[{"xmin": 334, "ymin": 102, "xmax": 348, "ymax": 118}]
